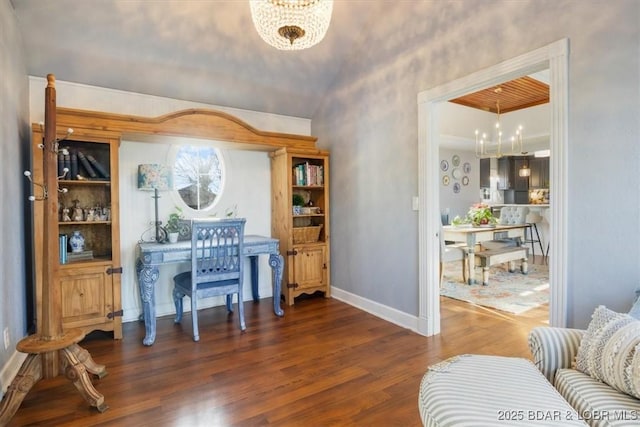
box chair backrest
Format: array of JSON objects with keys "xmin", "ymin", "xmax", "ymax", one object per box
[
  {"xmin": 190, "ymin": 218, "xmax": 246, "ymax": 289},
  {"xmin": 498, "ymin": 206, "xmax": 529, "ymax": 225}
]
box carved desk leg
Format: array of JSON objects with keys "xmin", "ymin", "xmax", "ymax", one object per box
[
  {"xmin": 0, "ymin": 354, "xmax": 42, "ymax": 425},
  {"xmin": 249, "ymin": 255, "xmax": 259, "ymax": 302},
  {"xmin": 60, "ymin": 346, "xmax": 108, "ymax": 413},
  {"xmin": 269, "ymin": 253, "xmax": 284, "ymax": 317},
  {"xmin": 136, "ymin": 258, "xmax": 159, "ymax": 346}
]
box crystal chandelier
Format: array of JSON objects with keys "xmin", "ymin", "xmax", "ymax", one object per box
[
  {"xmin": 474, "ymin": 87, "xmax": 524, "ymax": 159},
  {"xmin": 249, "ymin": 0, "xmax": 334, "ymax": 51}
]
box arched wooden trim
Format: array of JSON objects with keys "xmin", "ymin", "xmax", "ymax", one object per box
[{"xmin": 55, "ymin": 107, "xmax": 317, "ymax": 150}]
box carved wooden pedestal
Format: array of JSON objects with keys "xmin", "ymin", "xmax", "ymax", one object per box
[
  {"xmin": 0, "ymin": 75, "xmax": 108, "ymax": 426},
  {"xmin": 0, "ymin": 329, "xmax": 108, "ymax": 425}
]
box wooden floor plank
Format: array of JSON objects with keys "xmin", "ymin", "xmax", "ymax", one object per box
[{"xmin": 7, "ymin": 289, "xmax": 548, "ymax": 426}]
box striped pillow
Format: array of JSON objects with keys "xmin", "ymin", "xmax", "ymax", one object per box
[{"xmin": 575, "ymin": 305, "xmax": 640, "ymax": 399}]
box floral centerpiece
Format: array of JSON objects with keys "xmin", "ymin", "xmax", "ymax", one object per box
[{"xmin": 452, "ymin": 203, "xmax": 497, "ymax": 227}]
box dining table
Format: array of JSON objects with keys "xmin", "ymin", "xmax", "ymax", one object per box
[{"xmin": 442, "ymin": 224, "xmax": 528, "ymax": 285}]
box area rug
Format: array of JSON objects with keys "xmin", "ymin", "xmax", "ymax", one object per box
[{"xmin": 440, "ymin": 262, "xmax": 549, "ymax": 315}]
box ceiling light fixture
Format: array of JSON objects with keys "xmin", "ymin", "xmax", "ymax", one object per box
[
  {"xmin": 249, "ymin": 0, "xmax": 333, "ymax": 51},
  {"xmin": 474, "ymin": 87, "xmax": 525, "ymax": 159}
]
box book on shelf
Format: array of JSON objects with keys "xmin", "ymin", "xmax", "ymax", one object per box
[
  {"xmin": 292, "ymin": 162, "xmax": 324, "ymax": 186},
  {"xmin": 70, "ymin": 150, "xmax": 78, "ymax": 180},
  {"xmin": 77, "ymin": 150, "xmax": 97, "ymax": 178},
  {"xmin": 57, "ymin": 153, "xmax": 65, "ymax": 177},
  {"xmin": 86, "ymin": 154, "xmax": 110, "ymax": 179},
  {"xmin": 63, "ymin": 153, "xmax": 71, "ymax": 178},
  {"xmin": 67, "ymin": 250, "xmax": 94, "ymax": 261}
]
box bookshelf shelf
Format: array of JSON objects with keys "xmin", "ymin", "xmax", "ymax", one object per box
[{"xmin": 60, "ymin": 180, "xmax": 110, "ymax": 186}]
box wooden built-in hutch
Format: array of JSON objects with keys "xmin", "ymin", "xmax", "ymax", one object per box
[
  {"xmin": 2, "ymin": 78, "xmax": 331, "ymax": 423},
  {"xmin": 31, "ymin": 104, "xmax": 330, "ymax": 339}
]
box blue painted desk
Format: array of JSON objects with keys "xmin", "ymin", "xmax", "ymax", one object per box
[{"xmin": 136, "ymin": 235, "xmax": 284, "ymax": 346}]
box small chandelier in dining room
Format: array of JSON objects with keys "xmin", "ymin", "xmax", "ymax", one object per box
[
  {"xmin": 474, "ymin": 87, "xmax": 524, "ymax": 159},
  {"xmin": 249, "ymin": 0, "xmax": 334, "ymax": 50}
]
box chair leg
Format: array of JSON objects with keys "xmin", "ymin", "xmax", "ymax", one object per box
[
  {"xmin": 191, "ymin": 296, "xmax": 199, "ymax": 342},
  {"xmin": 237, "ymin": 289, "xmax": 246, "ymax": 331},
  {"xmin": 225, "ymin": 294, "xmax": 233, "ymax": 313},
  {"xmin": 173, "ymin": 287, "xmax": 184, "ymax": 324}
]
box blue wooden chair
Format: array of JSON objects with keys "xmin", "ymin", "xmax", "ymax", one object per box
[{"xmin": 173, "ymin": 218, "xmax": 246, "ymax": 341}]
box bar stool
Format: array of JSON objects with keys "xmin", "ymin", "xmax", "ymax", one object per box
[
  {"xmin": 524, "ymin": 212, "xmax": 545, "ymax": 258},
  {"xmin": 542, "ymin": 208, "xmax": 551, "ymax": 259}
]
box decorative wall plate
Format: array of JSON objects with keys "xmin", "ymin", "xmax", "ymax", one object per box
[
  {"xmin": 452, "ymin": 168, "xmax": 462, "ymax": 180},
  {"xmin": 462, "ymin": 176, "xmax": 469, "ymax": 186},
  {"xmin": 442, "ymin": 175, "xmax": 450, "ymax": 186},
  {"xmin": 440, "ymin": 160, "xmax": 449, "ymax": 172},
  {"xmin": 452, "ymin": 155, "xmax": 460, "ymax": 167},
  {"xmin": 453, "ymin": 182, "xmax": 461, "ymax": 193},
  {"xmin": 463, "ymin": 162, "xmax": 471, "ymax": 174}
]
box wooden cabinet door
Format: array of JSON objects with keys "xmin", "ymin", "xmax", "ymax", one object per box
[
  {"xmin": 59, "ymin": 264, "xmax": 113, "ymax": 330},
  {"xmin": 292, "ymin": 246, "xmax": 326, "ymax": 291}
]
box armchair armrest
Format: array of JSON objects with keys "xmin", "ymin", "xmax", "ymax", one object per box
[{"xmin": 528, "ymin": 326, "xmax": 585, "ymax": 384}]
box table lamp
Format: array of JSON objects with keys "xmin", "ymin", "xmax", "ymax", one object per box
[{"xmin": 137, "ymin": 164, "xmax": 173, "ymax": 243}]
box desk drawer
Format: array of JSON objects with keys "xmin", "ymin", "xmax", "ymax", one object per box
[{"xmin": 245, "ymin": 244, "xmax": 273, "ymax": 255}]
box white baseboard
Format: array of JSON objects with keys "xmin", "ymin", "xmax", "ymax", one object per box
[
  {"xmin": 0, "ymin": 349, "xmax": 28, "ymax": 402},
  {"xmin": 331, "ymin": 287, "xmax": 421, "ymax": 334}
]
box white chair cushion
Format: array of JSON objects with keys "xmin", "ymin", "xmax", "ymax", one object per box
[{"xmin": 499, "ymin": 206, "xmax": 529, "ymax": 225}]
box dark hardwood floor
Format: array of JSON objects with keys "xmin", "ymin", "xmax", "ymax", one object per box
[{"xmin": 8, "ymin": 286, "xmax": 548, "ymax": 426}]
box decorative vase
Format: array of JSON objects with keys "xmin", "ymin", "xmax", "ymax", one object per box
[
  {"xmin": 69, "ymin": 230, "xmax": 85, "ymax": 253},
  {"xmin": 168, "ymin": 232, "xmax": 179, "ymax": 243}
]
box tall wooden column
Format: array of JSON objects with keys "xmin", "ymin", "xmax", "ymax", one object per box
[{"xmin": 0, "ymin": 75, "xmax": 108, "ymax": 425}]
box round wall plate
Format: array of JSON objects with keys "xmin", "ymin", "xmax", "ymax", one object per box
[
  {"xmin": 442, "ymin": 175, "xmax": 450, "ymax": 186},
  {"xmin": 440, "ymin": 160, "xmax": 449, "ymax": 171}
]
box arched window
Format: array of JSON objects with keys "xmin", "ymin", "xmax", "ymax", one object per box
[{"xmin": 173, "ymin": 145, "xmax": 225, "ymax": 211}]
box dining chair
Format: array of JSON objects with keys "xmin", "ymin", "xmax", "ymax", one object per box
[
  {"xmin": 173, "ymin": 218, "xmax": 246, "ymax": 341},
  {"xmin": 481, "ymin": 206, "xmax": 529, "ymax": 250},
  {"xmin": 440, "ymin": 228, "xmax": 468, "ymax": 286}
]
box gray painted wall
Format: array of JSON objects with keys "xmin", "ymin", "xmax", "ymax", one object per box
[
  {"xmin": 0, "ymin": 0, "xmax": 30, "ymax": 395},
  {"xmin": 312, "ymin": 0, "xmax": 640, "ymax": 328}
]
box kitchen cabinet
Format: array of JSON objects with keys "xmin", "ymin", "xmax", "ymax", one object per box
[
  {"xmin": 529, "ymin": 157, "xmax": 550, "ymax": 188},
  {"xmin": 479, "ymin": 158, "xmax": 490, "ymax": 188},
  {"xmin": 512, "ymin": 157, "xmax": 530, "ymax": 191},
  {"xmin": 497, "ymin": 157, "xmax": 510, "ymax": 190}
]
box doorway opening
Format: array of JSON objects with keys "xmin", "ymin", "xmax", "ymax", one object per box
[
  {"xmin": 438, "ymin": 74, "xmax": 550, "ymax": 321},
  {"xmin": 416, "ymin": 39, "xmax": 569, "ymax": 336}
]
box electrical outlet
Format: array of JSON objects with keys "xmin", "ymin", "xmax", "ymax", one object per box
[{"xmin": 3, "ymin": 327, "xmax": 9, "ymax": 350}]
